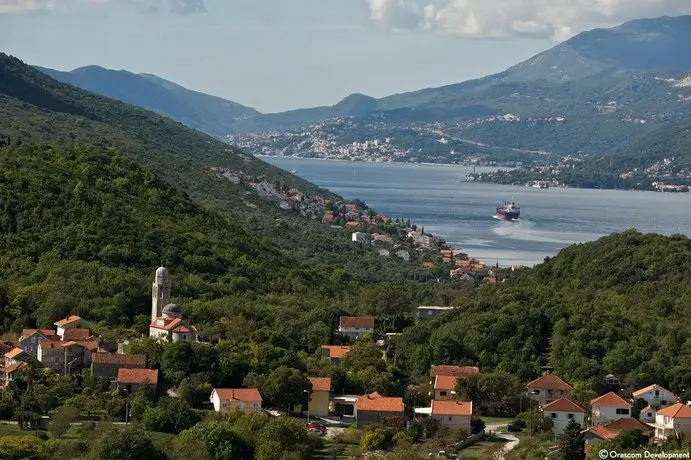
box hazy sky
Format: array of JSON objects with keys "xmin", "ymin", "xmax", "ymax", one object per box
[{"xmin": 2, "ymin": 0, "xmax": 691, "ymax": 113}]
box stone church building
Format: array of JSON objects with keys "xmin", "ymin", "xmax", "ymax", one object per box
[{"xmin": 149, "ymin": 267, "xmax": 198, "ymax": 342}]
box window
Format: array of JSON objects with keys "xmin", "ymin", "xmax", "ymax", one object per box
[
  {"xmin": 222, "ymin": 402, "xmax": 227, "ymax": 408},
  {"xmin": 655, "ymin": 390, "xmax": 660, "ymax": 396},
  {"xmin": 448, "ymin": 417, "xmax": 452, "ymax": 421},
  {"xmin": 568, "ymin": 413, "xmax": 574, "ymax": 419},
  {"xmin": 647, "ymin": 412, "xmax": 652, "ymax": 417},
  {"xmin": 616, "ymin": 408, "xmax": 629, "ymax": 415},
  {"xmin": 439, "ymin": 391, "xmax": 447, "ymax": 397},
  {"xmin": 551, "ymin": 413, "xmax": 557, "ymax": 419},
  {"xmin": 661, "ymin": 400, "xmax": 667, "ymax": 406}
]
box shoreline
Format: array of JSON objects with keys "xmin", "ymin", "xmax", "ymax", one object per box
[{"xmin": 254, "ymin": 154, "xmax": 510, "ymax": 170}]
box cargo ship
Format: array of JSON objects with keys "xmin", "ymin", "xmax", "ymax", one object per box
[{"xmin": 496, "ymin": 200, "xmax": 520, "ymax": 221}]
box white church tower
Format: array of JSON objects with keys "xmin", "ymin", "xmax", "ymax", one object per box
[{"xmin": 151, "ymin": 266, "xmax": 171, "ymax": 322}]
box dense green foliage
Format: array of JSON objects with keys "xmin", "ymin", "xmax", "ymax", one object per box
[{"xmin": 394, "ymin": 230, "xmax": 691, "ymax": 397}]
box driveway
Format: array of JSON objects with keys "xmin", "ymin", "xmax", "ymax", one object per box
[{"xmin": 485, "ymin": 424, "xmax": 519, "ymax": 460}]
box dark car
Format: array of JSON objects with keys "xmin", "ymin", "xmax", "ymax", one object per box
[{"xmin": 507, "ymin": 424, "xmax": 523, "ymax": 433}]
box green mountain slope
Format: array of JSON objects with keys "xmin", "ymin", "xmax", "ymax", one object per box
[
  {"xmin": 0, "ymin": 143, "xmax": 306, "ymax": 330},
  {"xmin": 394, "ymin": 230, "xmax": 691, "ymax": 393},
  {"xmin": 35, "ymin": 65, "xmax": 260, "ymax": 137}
]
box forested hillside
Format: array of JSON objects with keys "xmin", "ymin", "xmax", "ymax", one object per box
[{"xmin": 394, "ymin": 230, "xmax": 691, "ymax": 397}]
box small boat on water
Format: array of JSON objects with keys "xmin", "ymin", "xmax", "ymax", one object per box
[{"xmin": 496, "ymin": 200, "xmax": 520, "ymax": 221}]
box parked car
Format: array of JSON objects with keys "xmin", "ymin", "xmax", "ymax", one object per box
[
  {"xmin": 306, "ymin": 422, "xmax": 327, "ymax": 433},
  {"xmin": 507, "ymin": 424, "xmax": 523, "ymax": 433}
]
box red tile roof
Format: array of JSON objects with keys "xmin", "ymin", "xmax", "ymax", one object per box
[
  {"xmin": 430, "ymin": 365, "xmax": 480, "ymax": 377},
  {"xmin": 543, "ymin": 398, "xmax": 585, "ymax": 413},
  {"xmin": 527, "ymin": 374, "xmax": 572, "ymax": 390},
  {"xmin": 40, "ymin": 341, "xmax": 62, "ymax": 350},
  {"xmin": 356, "ymin": 393, "xmax": 403, "ymax": 412},
  {"xmin": 92, "ymin": 353, "xmax": 146, "ymax": 366},
  {"xmin": 213, "ymin": 388, "xmax": 263, "ymax": 402},
  {"xmin": 591, "ymin": 392, "xmax": 632, "ymax": 408},
  {"xmin": 604, "ymin": 418, "xmax": 653, "ymax": 433},
  {"xmin": 321, "ymin": 345, "xmax": 351, "ymax": 359},
  {"xmin": 4, "ymin": 347, "xmax": 25, "ymax": 359},
  {"xmin": 657, "ymin": 403, "xmax": 691, "ymax": 419},
  {"xmin": 149, "ymin": 318, "xmax": 197, "ymax": 333},
  {"xmin": 117, "ymin": 368, "xmax": 159, "ymax": 384},
  {"xmin": 62, "ymin": 328, "xmax": 91, "ymax": 341},
  {"xmin": 20, "ymin": 329, "xmax": 56, "ymax": 339},
  {"xmin": 0, "ymin": 361, "xmax": 28, "ymax": 375},
  {"xmin": 434, "ymin": 375, "xmax": 458, "ymax": 391},
  {"xmin": 633, "ymin": 384, "xmax": 677, "ymax": 398},
  {"xmin": 55, "ymin": 315, "xmax": 81, "ymax": 327},
  {"xmin": 309, "ymin": 377, "xmax": 331, "ymax": 392},
  {"xmin": 587, "ymin": 425, "xmax": 617, "ymax": 441},
  {"xmin": 339, "ymin": 316, "xmax": 374, "ymax": 329},
  {"xmin": 431, "ymin": 400, "xmax": 472, "ymax": 416}
]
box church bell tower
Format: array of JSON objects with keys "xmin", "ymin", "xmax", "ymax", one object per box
[{"xmin": 152, "ymin": 266, "xmax": 171, "ymax": 321}]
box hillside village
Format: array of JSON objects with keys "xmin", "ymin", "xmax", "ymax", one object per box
[{"xmin": 2, "ymin": 268, "xmax": 689, "ymax": 458}]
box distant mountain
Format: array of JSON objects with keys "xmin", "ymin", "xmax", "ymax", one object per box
[
  {"xmin": 231, "ymin": 15, "xmax": 691, "ymax": 140},
  {"xmin": 35, "ymin": 65, "xmax": 260, "ymax": 136}
]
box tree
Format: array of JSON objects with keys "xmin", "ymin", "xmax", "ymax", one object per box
[
  {"xmin": 256, "ymin": 417, "xmax": 309, "ymax": 460},
  {"xmin": 49, "ymin": 403, "xmax": 79, "ymax": 438},
  {"xmin": 456, "ymin": 372, "xmax": 523, "ymax": 417},
  {"xmin": 173, "ymin": 421, "xmax": 251, "ymax": 460},
  {"xmin": 0, "ymin": 435, "xmax": 45, "ymax": 460},
  {"xmin": 142, "ymin": 397, "xmax": 201, "ymax": 434},
  {"xmin": 556, "ymin": 420, "xmax": 585, "ymax": 460},
  {"xmin": 92, "ymin": 426, "xmax": 167, "ymax": 460},
  {"xmin": 260, "ymin": 366, "xmax": 312, "ymax": 414},
  {"xmin": 361, "ymin": 428, "xmax": 387, "ymax": 451}
]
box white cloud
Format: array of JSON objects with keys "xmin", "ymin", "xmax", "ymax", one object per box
[
  {"xmin": 366, "ymin": 0, "xmax": 691, "ymax": 41},
  {"xmin": 0, "ymin": 0, "xmax": 205, "ymax": 14}
]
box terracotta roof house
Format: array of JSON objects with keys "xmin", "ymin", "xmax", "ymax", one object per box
[
  {"xmin": 338, "ymin": 316, "xmax": 375, "ymax": 341},
  {"xmin": 116, "ymin": 368, "xmax": 159, "ymax": 393},
  {"xmin": 355, "ymin": 392, "xmax": 404, "ymax": 428},
  {"xmin": 19, "ymin": 329, "xmax": 57, "ymax": 359},
  {"xmin": 62, "ymin": 328, "xmax": 92, "ymax": 341},
  {"xmin": 654, "ymin": 403, "xmax": 691, "ymax": 441},
  {"xmin": 304, "ymin": 377, "xmax": 331, "ymax": 417},
  {"xmin": 605, "ymin": 418, "xmax": 654, "ymax": 435},
  {"xmin": 321, "ymin": 345, "xmax": 351, "ymax": 364},
  {"xmin": 91, "ymin": 353, "xmax": 147, "ymax": 379},
  {"xmin": 210, "ymin": 388, "xmax": 263, "ymax": 413},
  {"xmin": 0, "ymin": 361, "xmax": 28, "ymax": 387},
  {"xmin": 527, "ymin": 373, "xmax": 572, "ymax": 407},
  {"xmin": 639, "ymin": 405, "xmax": 658, "ymax": 424},
  {"xmin": 38, "ymin": 340, "xmax": 95, "ymax": 373},
  {"xmin": 591, "ymin": 392, "xmax": 632, "ymax": 424},
  {"xmin": 54, "ymin": 315, "xmax": 82, "ymax": 339},
  {"xmin": 633, "ymin": 384, "xmax": 678, "ymax": 409},
  {"xmin": 543, "ymin": 398, "xmax": 585, "ymax": 435},
  {"xmin": 583, "ymin": 424, "xmax": 618, "ymax": 446},
  {"xmin": 433, "ymin": 375, "xmax": 459, "ymax": 401},
  {"xmin": 4, "ymin": 347, "xmax": 30, "ymax": 366},
  {"xmin": 431, "ymin": 400, "xmax": 472, "ymax": 431}
]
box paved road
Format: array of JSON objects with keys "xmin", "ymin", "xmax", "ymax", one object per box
[{"xmin": 485, "ymin": 424, "xmax": 520, "ymax": 460}]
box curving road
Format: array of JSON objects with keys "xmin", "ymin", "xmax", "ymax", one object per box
[{"xmin": 485, "ymin": 424, "xmax": 520, "ymax": 460}]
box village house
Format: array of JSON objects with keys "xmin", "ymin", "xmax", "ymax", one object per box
[
  {"xmin": 590, "ymin": 392, "xmax": 632, "ymax": 424},
  {"xmin": 149, "ymin": 267, "xmax": 198, "ymax": 342},
  {"xmin": 604, "ymin": 417, "xmax": 654, "ymax": 436},
  {"xmin": 430, "ymin": 400, "xmax": 473, "ymax": 431},
  {"xmin": 338, "ymin": 316, "xmax": 374, "ymax": 341},
  {"xmin": 62, "ymin": 328, "xmax": 92, "ymax": 342},
  {"xmin": 0, "ymin": 361, "xmax": 28, "ymax": 387},
  {"xmin": 542, "ymin": 398, "xmax": 585, "ymax": 435},
  {"xmin": 527, "ymin": 373, "xmax": 572, "ymax": 407},
  {"xmin": 38, "ymin": 340, "xmax": 97, "ymax": 374},
  {"xmin": 351, "ymin": 232, "xmax": 368, "ymax": 243},
  {"xmin": 299, "ymin": 377, "xmax": 331, "ymax": 417},
  {"xmin": 430, "ymin": 365, "xmax": 481, "ymax": 378},
  {"xmin": 19, "ymin": 329, "xmax": 57, "ymax": 358},
  {"xmin": 653, "ymin": 403, "xmax": 691, "ymax": 441},
  {"xmin": 54, "ymin": 315, "xmax": 82, "ymax": 340},
  {"xmin": 4, "ymin": 347, "xmax": 32, "ymax": 366},
  {"xmin": 321, "ymin": 345, "xmax": 351, "ymax": 364},
  {"xmin": 432, "ymin": 375, "xmax": 458, "ymax": 401},
  {"xmin": 355, "ymin": 392, "xmax": 404, "ymax": 428},
  {"xmin": 210, "ymin": 388, "xmax": 263, "ymax": 413},
  {"xmin": 417, "ymin": 306, "xmax": 456, "ymax": 321},
  {"xmin": 640, "ymin": 405, "xmax": 658, "ymax": 423},
  {"xmin": 91, "ymin": 353, "xmax": 147, "ymax": 379},
  {"xmin": 116, "ymin": 368, "xmax": 159, "ymax": 393},
  {"xmin": 633, "ymin": 384, "xmax": 678, "ymax": 408}
]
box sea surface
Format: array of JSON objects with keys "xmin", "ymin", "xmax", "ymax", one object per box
[{"xmin": 262, "ymin": 157, "xmax": 691, "ymax": 266}]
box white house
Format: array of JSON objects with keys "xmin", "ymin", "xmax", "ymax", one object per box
[
  {"xmin": 54, "ymin": 316, "xmax": 81, "ymax": 340},
  {"xmin": 338, "ymin": 316, "xmax": 374, "ymax": 341},
  {"xmin": 431, "ymin": 400, "xmax": 472, "ymax": 431},
  {"xmin": 543, "ymin": 398, "xmax": 585, "ymax": 435},
  {"xmin": 633, "ymin": 384, "xmax": 678, "ymax": 408},
  {"xmin": 432, "ymin": 375, "xmax": 458, "ymax": 401},
  {"xmin": 210, "ymin": 388, "xmax": 263, "ymax": 413},
  {"xmin": 654, "ymin": 403, "xmax": 691, "ymax": 441},
  {"xmin": 351, "ymin": 232, "xmax": 368, "ymax": 243},
  {"xmin": 590, "ymin": 392, "xmax": 632, "ymax": 424},
  {"xmin": 639, "ymin": 405, "xmax": 658, "ymax": 423},
  {"xmin": 527, "ymin": 373, "xmax": 572, "ymax": 407}
]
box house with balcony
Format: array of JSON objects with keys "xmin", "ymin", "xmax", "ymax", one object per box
[
  {"xmin": 590, "ymin": 392, "xmax": 632, "ymax": 424},
  {"xmin": 542, "ymin": 398, "xmax": 585, "ymax": 435},
  {"xmin": 0, "ymin": 361, "xmax": 28, "ymax": 387},
  {"xmin": 338, "ymin": 316, "xmax": 374, "ymax": 341},
  {"xmin": 432, "ymin": 375, "xmax": 458, "ymax": 401},
  {"xmin": 633, "ymin": 384, "xmax": 678, "ymax": 409},
  {"xmin": 527, "ymin": 373, "xmax": 572, "ymax": 407},
  {"xmin": 210, "ymin": 388, "xmax": 263, "ymax": 413},
  {"xmin": 54, "ymin": 316, "xmax": 82, "ymax": 340},
  {"xmin": 653, "ymin": 403, "xmax": 691, "ymax": 441}
]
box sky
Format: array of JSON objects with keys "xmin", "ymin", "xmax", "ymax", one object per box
[{"xmin": 2, "ymin": 0, "xmax": 691, "ymax": 113}]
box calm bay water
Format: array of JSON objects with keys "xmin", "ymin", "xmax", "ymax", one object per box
[{"xmin": 263, "ymin": 157, "xmax": 691, "ymax": 266}]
